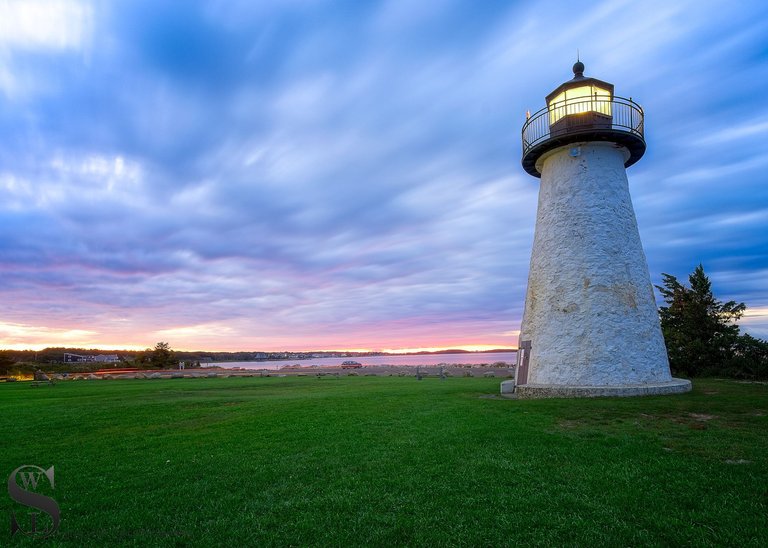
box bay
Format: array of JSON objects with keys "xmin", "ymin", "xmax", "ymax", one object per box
[{"xmin": 210, "ymin": 351, "xmax": 517, "ymax": 370}]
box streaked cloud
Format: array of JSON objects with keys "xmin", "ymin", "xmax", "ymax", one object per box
[
  {"xmin": 0, "ymin": 321, "xmax": 98, "ymax": 350},
  {"xmin": 0, "ymin": 0, "xmax": 92, "ymax": 51},
  {"xmin": 0, "ymin": 0, "xmax": 766, "ymax": 351}
]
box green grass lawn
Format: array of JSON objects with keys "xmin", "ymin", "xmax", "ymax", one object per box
[{"xmin": 1, "ymin": 376, "xmax": 767, "ymax": 546}]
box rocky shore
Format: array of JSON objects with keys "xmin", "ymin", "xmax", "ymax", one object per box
[{"xmin": 46, "ymin": 363, "xmax": 515, "ymax": 381}]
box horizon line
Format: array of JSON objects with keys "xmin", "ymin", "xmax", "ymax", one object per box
[{"xmin": 3, "ymin": 345, "xmax": 519, "ymax": 354}]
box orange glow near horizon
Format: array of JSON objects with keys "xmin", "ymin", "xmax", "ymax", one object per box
[
  {"xmin": 0, "ymin": 342, "xmax": 151, "ymax": 352},
  {"xmin": 1, "ymin": 320, "xmax": 520, "ymax": 353}
]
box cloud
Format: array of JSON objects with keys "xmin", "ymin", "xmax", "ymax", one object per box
[
  {"xmin": 0, "ymin": 0, "xmax": 92, "ymax": 51},
  {"xmin": 694, "ymin": 118, "xmax": 768, "ymax": 146},
  {"xmin": 1, "ymin": 0, "xmax": 767, "ymax": 350},
  {"xmin": 0, "ymin": 321, "xmax": 97, "ymax": 350},
  {"xmin": 0, "ymin": 0, "xmax": 93, "ymax": 97}
]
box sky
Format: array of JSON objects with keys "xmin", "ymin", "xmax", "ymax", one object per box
[{"xmin": 1, "ymin": 0, "xmax": 767, "ymax": 352}]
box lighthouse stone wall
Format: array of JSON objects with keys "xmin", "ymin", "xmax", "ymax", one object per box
[{"xmin": 519, "ymin": 142, "xmax": 672, "ymax": 387}]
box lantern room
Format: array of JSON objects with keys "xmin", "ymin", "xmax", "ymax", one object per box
[
  {"xmin": 546, "ymin": 61, "xmax": 614, "ymax": 135},
  {"xmin": 521, "ymin": 61, "xmax": 646, "ymax": 178}
]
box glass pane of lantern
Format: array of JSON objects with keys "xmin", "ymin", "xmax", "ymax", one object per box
[
  {"xmin": 591, "ymin": 86, "xmax": 612, "ymax": 117},
  {"xmin": 564, "ymin": 85, "xmax": 593, "ymax": 118},
  {"xmin": 548, "ymin": 91, "xmax": 567, "ymax": 125}
]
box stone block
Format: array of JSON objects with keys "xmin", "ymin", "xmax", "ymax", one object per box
[{"xmin": 500, "ymin": 380, "xmax": 515, "ymax": 394}]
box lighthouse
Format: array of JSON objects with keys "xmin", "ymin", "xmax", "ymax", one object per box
[{"xmin": 511, "ymin": 62, "xmax": 691, "ymax": 398}]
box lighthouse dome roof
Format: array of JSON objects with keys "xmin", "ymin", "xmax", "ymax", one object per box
[{"xmin": 545, "ymin": 62, "xmax": 614, "ymax": 103}]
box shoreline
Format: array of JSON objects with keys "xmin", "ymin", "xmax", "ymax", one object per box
[{"xmin": 27, "ymin": 363, "xmax": 515, "ymax": 382}]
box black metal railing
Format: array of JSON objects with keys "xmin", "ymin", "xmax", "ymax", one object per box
[{"xmin": 522, "ymin": 96, "xmax": 644, "ymax": 158}]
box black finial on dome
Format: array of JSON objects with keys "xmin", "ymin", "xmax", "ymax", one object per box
[{"xmin": 573, "ymin": 60, "xmax": 585, "ymax": 78}]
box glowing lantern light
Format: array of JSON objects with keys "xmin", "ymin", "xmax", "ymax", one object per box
[{"xmin": 546, "ymin": 61, "xmax": 614, "ymax": 134}]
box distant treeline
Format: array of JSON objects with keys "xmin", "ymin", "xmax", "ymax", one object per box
[
  {"xmin": 1, "ymin": 348, "xmax": 351, "ymax": 364},
  {"xmin": 402, "ymin": 349, "xmax": 515, "ymax": 355},
  {"xmin": 0, "ymin": 347, "xmax": 518, "ymax": 368},
  {"xmin": 1, "ymin": 347, "xmax": 418, "ymax": 376}
]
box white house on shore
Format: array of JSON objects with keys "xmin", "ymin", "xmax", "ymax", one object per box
[{"xmin": 63, "ymin": 353, "xmax": 120, "ymax": 363}]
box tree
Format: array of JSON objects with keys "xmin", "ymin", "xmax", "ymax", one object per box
[
  {"xmin": 0, "ymin": 352, "xmax": 16, "ymax": 376},
  {"xmin": 656, "ymin": 264, "xmax": 768, "ymax": 378},
  {"xmin": 726, "ymin": 333, "xmax": 768, "ymax": 380},
  {"xmin": 149, "ymin": 342, "xmax": 177, "ymax": 369}
]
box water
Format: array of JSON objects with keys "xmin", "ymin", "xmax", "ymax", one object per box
[{"xmin": 210, "ymin": 351, "xmax": 517, "ymax": 371}]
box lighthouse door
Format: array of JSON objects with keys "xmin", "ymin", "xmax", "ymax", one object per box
[{"xmin": 517, "ymin": 340, "xmax": 531, "ymax": 385}]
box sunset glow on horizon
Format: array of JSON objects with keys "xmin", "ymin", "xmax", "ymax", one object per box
[
  {"xmin": 1, "ymin": 0, "xmax": 767, "ymax": 353},
  {"xmin": 0, "ymin": 318, "xmax": 519, "ymax": 353}
]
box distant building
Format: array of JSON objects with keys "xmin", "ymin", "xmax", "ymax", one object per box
[
  {"xmin": 64, "ymin": 353, "xmax": 93, "ymax": 363},
  {"xmin": 93, "ymin": 355, "xmax": 120, "ymax": 363},
  {"xmin": 63, "ymin": 353, "xmax": 119, "ymax": 363}
]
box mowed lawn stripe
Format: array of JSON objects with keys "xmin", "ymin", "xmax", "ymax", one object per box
[{"xmin": 1, "ymin": 377, "xmax": 766, "ymax": 546}]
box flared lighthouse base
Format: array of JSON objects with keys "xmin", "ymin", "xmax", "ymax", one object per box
[{"xmin": 514, "ymin": 378, "xmax": 691, "ymax": 399}]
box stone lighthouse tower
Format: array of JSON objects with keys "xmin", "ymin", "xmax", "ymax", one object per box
[{"xmin": 512, "ymin": 62, "xmax": 690, "ymax": 398}]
